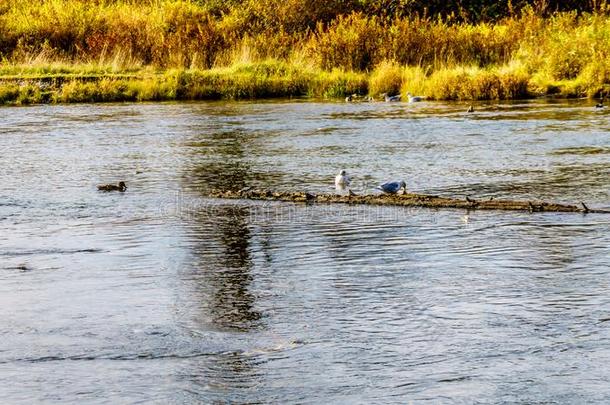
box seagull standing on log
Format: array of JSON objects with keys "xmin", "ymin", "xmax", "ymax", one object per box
[
  {"xmin": 378, "ymin": 180, "xmax": 407, "ymax": 194},
  {"xmin": 335, "ymin": 170, "xmax": 351, "ymax": 191}
]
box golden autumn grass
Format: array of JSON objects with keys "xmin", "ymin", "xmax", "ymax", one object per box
[{"xmin": 1, "ymin": 0, "xmax": 610, "ymax": 104}]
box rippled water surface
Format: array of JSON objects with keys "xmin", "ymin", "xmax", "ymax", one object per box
[{"xmin": 1, "ymin": 100, "xmax": 609, "ymax": 404}]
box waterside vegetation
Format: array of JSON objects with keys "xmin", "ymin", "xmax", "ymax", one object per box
[{"xmin": 1, "ymin": 0, "xmax": 610, "ymax": 104}]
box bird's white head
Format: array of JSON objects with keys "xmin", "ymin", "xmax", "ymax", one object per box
[{"xmin": 339, "ymin": 170, "xmax": 347, "ymax": 176}]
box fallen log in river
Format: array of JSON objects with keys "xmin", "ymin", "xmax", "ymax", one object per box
[{"xmin": 210, "ymin": 189, "xmax": 610, "ymax": 214}]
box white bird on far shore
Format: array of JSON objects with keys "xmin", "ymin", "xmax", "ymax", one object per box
[
  {"xmin": 407, "ymin": 92, "xmax": 425, "ymax": 103},
  {"xmin": 381, "ymin": 92, "xmax": 401, "ymax": 102}
]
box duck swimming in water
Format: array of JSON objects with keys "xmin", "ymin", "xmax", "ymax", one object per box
[{"xmin": 97, "ymin": 181, "xmax": 127, "ymax": 192}]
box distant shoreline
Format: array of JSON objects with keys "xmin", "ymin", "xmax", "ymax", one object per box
[
  {"xmin": 1, "ymin": 1, "xmax": 609, "ymax": 104},
  {"xmin": 0, "ymin": 62, "xmax": 606, "ymax": 105}
]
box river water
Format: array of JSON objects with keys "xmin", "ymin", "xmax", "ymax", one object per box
[{"xmin": 1, "ymin": 100, "xmax": 609, "ymax": 404}]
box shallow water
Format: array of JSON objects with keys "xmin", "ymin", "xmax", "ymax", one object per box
[{"xmin": 1, "ymin": 100, "xmax": 609, "ymax": 404}]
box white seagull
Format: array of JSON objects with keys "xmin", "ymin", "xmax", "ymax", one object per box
[
  {"xmin": 407, "ymin": 92, "xmax": 425, "ymax": 103},
  {"xmin": 378, "ymin": 180, "xmax": 407, "ymax": 194},
  {"xmin": 335, "ymin": 170, "xmax": 351, "ymax": 190},
  {"xmin": 381, "ymin": 92, "xmax": 401, "ymax": 102}
]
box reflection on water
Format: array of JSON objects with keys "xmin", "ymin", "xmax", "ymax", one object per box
[
  {"xmin": 0, "ymin": 100, "xmax": 609, "ymax": 404},
  {"xmin": 180, "ymin": 206, "xmax": 262, "ymax": 332}
]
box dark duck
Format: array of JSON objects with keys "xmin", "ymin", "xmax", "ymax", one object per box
[{"xmin": 97, "ymin": 181, "xmax": 127, "ymax": 192}]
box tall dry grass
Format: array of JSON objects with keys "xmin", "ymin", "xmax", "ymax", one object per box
[{"xmin": 1, "ymin": 1, "xmax": 610, "ymax": 102}]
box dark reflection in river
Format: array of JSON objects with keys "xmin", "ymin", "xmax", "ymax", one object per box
[
  {"xmin": 184, "ymin": 130, "xmax": 253, "ymax": 191},
  {"xmin": 181, "ymin": 205, "xmax": 262, "ymax": 332},
  {"xmin": 1, "ymin": 100, "xmax": 609, "ymax": 404},
  {"xmin": 180, "ymin": 125, "xmax": 266, "ymax": 332}
]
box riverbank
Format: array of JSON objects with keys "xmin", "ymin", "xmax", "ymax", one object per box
[
  {"xmin": 0, "ymin": 62, "xmax": 365, "ymax": 104},
  {"xmin": 1, "ymin": 59, "xmax": 608, "ymax": 105},
  {"xmin": 1, "ymin": 1, "xmax": 610, "ymax": 104}
]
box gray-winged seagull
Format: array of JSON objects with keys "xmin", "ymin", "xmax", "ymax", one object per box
[
  {"xmin": 378, "ymin": 180, "xmax": 407, "ymax": 194},
  {"xmin": 407, "ymin": 92, "xmax": 425, "ymax": 103}
]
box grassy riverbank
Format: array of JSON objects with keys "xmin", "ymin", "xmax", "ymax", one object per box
[
  {"xmin": 0, "ymin": 61, "xmax": 370, "ymax": 103},
  {"xmin": 1, "ymin": 0, "xmax": 610, "ymax": 104}
]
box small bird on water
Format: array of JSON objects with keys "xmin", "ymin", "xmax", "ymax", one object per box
[
  {"xmin": 97, "ymin": 181, "xmax": 127, "ymax": 192},
  {"xmin": 335, "ymin": 170, "xmax": 351, "ymax": 191},
  {"xmin": 596, "ymin": 92, "xmax": 605, "ymax": 108},
  {"xmin": 467, "ymin": 105, "xmax": 475, "ymax": 113},
  {"xmin": 378, "ymin": 180, "xmax": 407, "ymax": 194},
  {"xmin": 407, "ymin": 92, "xmax": 425, "ymax": 103},
  {"xmin": 381, "ymin": 93, "xmax": 401, "ymax": 102},
  {"xmin": 345, "ymin": 94, "xmax": 357, "ymax": 102}
]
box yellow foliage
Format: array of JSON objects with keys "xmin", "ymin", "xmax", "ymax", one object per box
[
  {"xmin": 369, "ymin": 61, "xmax": 403, "ymax": 96},
  {"xmin": 1, "ymin": 1, "xmax": 610, "ymax": 101}
]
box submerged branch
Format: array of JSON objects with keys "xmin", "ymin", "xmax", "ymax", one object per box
[{"xmin": 210, "ymin": 189, "xmax": 610, "ymax": 214}]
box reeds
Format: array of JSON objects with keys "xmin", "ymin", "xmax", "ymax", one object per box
[
  {"xmin": 0, "ymin": 0, "xmax": 610, "ymax": 102},
  {"xmin": 0, "ymin": 61, "xmax": 367, "ymax": 104}
]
